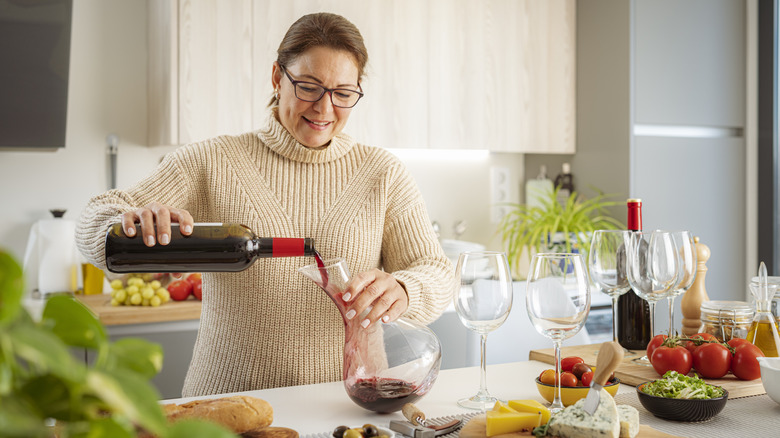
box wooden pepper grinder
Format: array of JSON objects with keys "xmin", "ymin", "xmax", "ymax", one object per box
[{"xmin": 681, "ymin": 237, "xmax": 711, "ymax": 336}]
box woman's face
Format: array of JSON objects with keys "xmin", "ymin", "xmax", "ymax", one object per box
[{"xmin": 272, "ymin": 47, "xmax": 360, "ymax": 148}]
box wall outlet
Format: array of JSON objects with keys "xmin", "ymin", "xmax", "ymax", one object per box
[{"xmin": 490, "ymin": 167, "xmax": 511, "ymax": 224}]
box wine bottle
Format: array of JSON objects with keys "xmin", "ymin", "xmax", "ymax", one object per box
[
  {"xmin": 105, "ymin": 223, "xmax": 315, "ymax": 273},
  {"xmin": 616, "ymin": 199, "xmax": 652, "ymax": 350},
  {"xmin": 554, "ymin": 162, "xmax": 575, "ymax": 205}
]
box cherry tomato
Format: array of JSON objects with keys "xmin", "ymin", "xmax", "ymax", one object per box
[
  {"xmin": 692, "ymin": 342, "xmax": 731, "ymax": 378},
  {"xmin": 731, "ymin": 343, "xmax": 765, "ymax": 380},
  {"xmin": 571, "ymin": 362, "xmax": 591, "ymax": 380},
  {"xmin": 560, "ymin": 371, "xmax": 578, "ymax": 387},
  {"xmin": 685, "ymin": 332, "xmax": 718, "ymax": 354},
  {"xmin": 167, "ymin": 279, "xmax": 193, "ymax": 301},
  {"xmin": 561, "ymin": 356, "xmax": 585, "ymax": 373},
  {"xmin": 646, "ymin": 334, "xmax": 668, "ymax": 363},
  {"xmin": 539, "ymin": 369, "xmax": 557, "ymax": 385},
  {"xmin": 650, "ymin": 345, "xmax": 692, "ymax": 376},
  {"xmin": 192, "ymin": 282, "xmax": 203, "ymax": 300},
  {"xmin": 580, "ymin": 371, "xmax": 594, "ymax": 387}
]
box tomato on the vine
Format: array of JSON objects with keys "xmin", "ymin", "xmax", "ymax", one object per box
[
  {"xmin": 731, "ymin": 343, "xmax": 765, "ymax": 380},
  {"xmin": 650, "ymin": 345, "xmax": 692, "ymax": 376},
  {"xmin": 646, "ymin": 334, "xmax": 668, "ymax": 363},
  {"xmin": 692, "ymin": 342, "xmax": 731, "ymax": 378},
  {"xmin": 727, "ymin": 338, "xmax": 752, "ymax": 350},
  {"xmin": 685, "ymin": 332, "xmax": 717, "ymax": 354},
  {"xmin": 561, "ymin": 356, "xmax": 585, "ymax": 373}
]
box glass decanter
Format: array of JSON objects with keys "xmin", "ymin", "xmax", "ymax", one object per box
[
  {"xmin": 747, "ymin": 262, "xmax": 780, "ymax": 357},
  {"xmin": 298, "ymin": 257, "xmax": 442, "ymax": 413}
]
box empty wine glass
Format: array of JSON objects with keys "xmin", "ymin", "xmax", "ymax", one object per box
[
  {"xmin": 588, "ymin": 230, "xmax": 635, "ymax": 355},
  {"xmin": 625, "ymin": 230, "xmax": 679, "ymax": 365},
  {"xmin": 666, "ymin": 231, "xmax": 697, "ymax": 336},
  {"xmin": 453, "ymin": 251, "xmax": 514, "ymax": 410},
  {"xmin": 526, "ymin": 253, "xmax": 590, "ymax": 414}
]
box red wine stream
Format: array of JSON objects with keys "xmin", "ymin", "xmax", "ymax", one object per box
[{"xmin": 314, "ymin": 250, "xmax": 328, "ymax": 288}]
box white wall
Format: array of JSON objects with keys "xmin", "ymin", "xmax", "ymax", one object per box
[{"xmin": 0, "ymin": 0, "xmax": 520, "ymax": 264}]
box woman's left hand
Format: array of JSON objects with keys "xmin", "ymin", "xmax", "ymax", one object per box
[{"xmin": 342, "ymin": 269, "xmax": 408, "ymax": 328}]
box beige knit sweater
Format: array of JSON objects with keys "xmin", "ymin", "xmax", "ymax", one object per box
[{"xmin": 76, "ymin": 114, "xmax": 454, "ymax": 396}]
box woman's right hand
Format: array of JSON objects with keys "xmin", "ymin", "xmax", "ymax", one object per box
[{"xmin": 120, "ymin": 202, "xmax": 194, "ymax": 247}]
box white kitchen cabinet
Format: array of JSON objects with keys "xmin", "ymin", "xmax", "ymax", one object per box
[{"xmin": 147, "ymin": 0, "xmax": 575, "ymax": 153}]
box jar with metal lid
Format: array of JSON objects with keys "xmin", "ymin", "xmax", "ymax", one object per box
[{"xmin": 700, "ymin": 300, "xmax": 754, "ymax": 342}]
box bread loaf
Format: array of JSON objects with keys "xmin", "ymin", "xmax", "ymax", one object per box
[{"xmin": 164, "ymin": 395, "xmax": 273, "ymax": 434}]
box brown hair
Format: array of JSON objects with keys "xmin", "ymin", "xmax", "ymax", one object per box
[{"xmin": 270, "ymin": 13, "xmax": 368, "ymax": 106}]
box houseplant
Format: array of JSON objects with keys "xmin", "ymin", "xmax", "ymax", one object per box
[
  {"xmin": 0, "ymin": 250, "xmax": 235, "ymax": 438},
  {"xmin": 497, "ymin": 187, "xmax": 624, "ymax": 277}
]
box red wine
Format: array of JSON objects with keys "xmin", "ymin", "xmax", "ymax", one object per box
[
  {"xmin": 105, "ymin": 223, "xmax": 315, "ymax": 273},
  {"xmin": 346, "ymin": 377, "xmax": 421, "ymax": 413},
  {"xmin": 616, "ymin": 199, "xmax": 652, "ymax": 350},
  {"xmin": 313, "ymin": 250, "xmax": 328, "ymax": 288}
]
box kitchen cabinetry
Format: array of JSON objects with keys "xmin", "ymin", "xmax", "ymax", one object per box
[{"xmin": 147, "ymin": 0, "xmax": 575, "ymax": 153}]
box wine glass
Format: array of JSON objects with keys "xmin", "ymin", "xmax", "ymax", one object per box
[
  {"xmin": 588, "ymin": 230, "xmax": 635, "ymax": 355},
  {"xmin": 625, "ymin": 230, "xmax": 680, "ymax": 364},
  {"xmin": 526, "ymin": 253, "xmax": 590, "ymax": 414},
  {"xmin": 666, "ymin": 231, "xmax": 697, "ymax": 336},
  {"xmin": 453, "ymin": 251, "xmax": 514, "ymax": 410}
]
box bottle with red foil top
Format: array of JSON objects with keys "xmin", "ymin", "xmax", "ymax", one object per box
[
  {"xmin": 615, "ymin": 199, "xmax": 652, "ymax": 350},
  {"xmin": 104, "ymin": 222, "xmax": 315, "ymax": 273}
]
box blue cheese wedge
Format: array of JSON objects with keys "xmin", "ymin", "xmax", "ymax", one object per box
[
  {"xmin": 617, "ymin": 405, "xmax": 639, "ymax": 438},
  {"xmin": 547, "ymin": 388, "xmax": 619, "ymax": 438}
]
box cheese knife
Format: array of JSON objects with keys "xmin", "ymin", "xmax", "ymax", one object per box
[{"xmin": 583, "ymin": 341, "xmax": 624, "ymax": 415}]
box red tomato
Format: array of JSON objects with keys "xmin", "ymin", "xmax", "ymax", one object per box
[
  {"xmin": 727, "ymin": 338, "xmax": 752, "ymax": 350},
  {"xmin": 731, "ymin": 343, "xmax": 765, "ymax": 380},
  {"xmin": 561, "ymin": 356, "xmax": 585, "ymax": 373},
  {"xmin": 692, "ymin": 342, "xmax": 731, "ymax": 378},
  {"xmin": 539, "ymin": 369, "xmax": 557, "ymax": 385},
  {"xmin": 581, "ymin": 371, "xmax": 594, "ymax": 387},
  {"xmin": 651, "ymin": 345, "xmax": 692, "ymax": 376},
  {"xmin": 560, "ymin": 371, "xmax": 578, "ymax": 387},
  {"xmin": 168, "ymin": 279, "xmax": 193, "ymax": 301},
  {"xmin": 685, "ymin": 333, "xmax": 718, "ymax": 354},
  {"xmin": 571, "ymin": 362, "xmax": 591, "ymax": 380},
  {"xmin": 186, "ymin": 273, "xmax": 202, "ymax": 287},
  {"xmin": 646, "ymin": 334, "xmax": 668, "ymax": 363},
  {"xmin": 192, "ymin": 282, "xmax": 202, "ymax": 300}
]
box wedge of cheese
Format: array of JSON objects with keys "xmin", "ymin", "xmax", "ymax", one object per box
[
  {"xmin": 486, "ymin": 410, "xmax": 543, "ymax": 436},
  {"xmin": 546, "ymin": 388, "xmax": 620, "ymax": 438},
  {"xmin": 492, "ymin": 400, "xmax": 520, "ymax": 413},
  {"xmin": 508, "ymin": 399, "xmax": 551, "ymax": 425},
  {"xmin": 617, "ymin": 405, "xmax": 640, "ymax": 438}
]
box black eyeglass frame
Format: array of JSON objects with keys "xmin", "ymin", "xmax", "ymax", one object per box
[{"xmin": 279, "ymin": 65, "xmax": 364, "ymax": 108}]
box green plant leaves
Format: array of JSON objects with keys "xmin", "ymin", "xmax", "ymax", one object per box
[
  {"xmin": 86, "ymin": 368, "xmax": 167, "ymax": 436},
  {"xmin": 0, "ymin": 250, "xmax": 24, "ymax": 326},
  {"xmin": 41, "ymin": 295, "xmax": 107, "ymax": 350},
  {"xmin": 106, "ymin": 338, "xmax": 164, "ymax": 380},
  {"xmin": 7, "ymin": 323, "xmax": 86, "ymax": 382}
]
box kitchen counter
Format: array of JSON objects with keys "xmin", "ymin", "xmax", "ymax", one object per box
[
  {"xmin": 161, "ymin": 358, "xmax": 780, "ymax": 437},
  {"xmin": 75, "ymin": 293, "xmax": 201, "ymax": 325}
]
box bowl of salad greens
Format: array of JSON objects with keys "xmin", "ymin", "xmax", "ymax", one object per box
[{"xmin": 637, "ymin": 371, "xmax": 728, "ymax": 422}]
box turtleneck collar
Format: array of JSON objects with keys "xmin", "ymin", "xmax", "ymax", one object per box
[{"xmin": 257, "ymin": 108, "xmax": 356, "ymax": 164}]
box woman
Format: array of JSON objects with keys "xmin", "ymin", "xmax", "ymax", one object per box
[{"xmin": 76, "ymin": 12, "xmax": 453, "ymax": 397}]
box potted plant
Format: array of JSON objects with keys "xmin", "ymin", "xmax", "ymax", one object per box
[
  {"xmin": 497, "ymin": 187, "xmax": 624, "ymax": 278},
  {"xmin": 0, "ymin": 250, "xmax": 235, "ymax": 437}
]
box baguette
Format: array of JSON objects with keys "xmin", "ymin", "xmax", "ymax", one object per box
[{"xmin": 163, "ymin": 395, "xmax": 273, "ymax": 434}]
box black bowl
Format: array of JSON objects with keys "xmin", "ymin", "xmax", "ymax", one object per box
[{"xmin": 636, "ymin": 382, "xmax": 728, "ymax": 422}]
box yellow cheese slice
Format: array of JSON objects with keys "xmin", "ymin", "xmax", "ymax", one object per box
[
  {"xmin": 485, "ymin": 410, "xmax": 542, "ymax": 436},
  {"xmin": 508, "ymin": 399, "xmax": 551, "ymax": 425},
  {"xmin": 492, "ymin": 400, "xmax": 520, "ymax": 413}
]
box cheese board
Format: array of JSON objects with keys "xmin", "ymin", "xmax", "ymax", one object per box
[
  {"xmin": 529, "ymin": 344, "xmax": 766, "ymax": 398},
  {"xmin": 459, "ymin": 414, "xmax": 681, "ymax": 438}
]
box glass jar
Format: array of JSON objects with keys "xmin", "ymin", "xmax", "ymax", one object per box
[
  {"xmin": 750, "ymin": 276, "xmax": 780, "ymax": 324},
  {"xmin": 700, "ymin": 300, "xmax": 754, "ymax": 342}
]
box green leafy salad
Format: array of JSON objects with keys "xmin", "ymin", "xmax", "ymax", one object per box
[{"xmin": 641, "ymin": 371, "xmax": 725, "ymax": 399}]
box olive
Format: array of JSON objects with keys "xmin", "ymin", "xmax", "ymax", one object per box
[
  {"xmin": 343, "ymin": 428, "xmax": 364, "ymax": 438},
  {"xmin": 332, "ymin": 425, "xmax": 349, "ymax": 438},
  {"xmin": 363, "ymin": 424, "xmax": 378, "ymax": 437}
]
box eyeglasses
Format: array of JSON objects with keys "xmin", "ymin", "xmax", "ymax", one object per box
[{"xmin": 280, "ymin": 65, "xmax": 364, "ymax": 108}]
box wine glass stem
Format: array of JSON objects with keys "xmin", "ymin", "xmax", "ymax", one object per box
[
  {"xmin": 668, "ymin": 295, "xmax": 675, "ymax": 336},
  {"xmin": 611, "ymin": 296, "xmax": 619, "ymax": 344},
  {"xmin": 551, "ymin": 339, "xmax": 564, "ymax": 413},
  {"xmin": 477, "ymin": 333, "xmax": 490, "ymax": 398},
  {"xmin": 649, "ymin": 301, "xmax": 656, "ymax": 338}
]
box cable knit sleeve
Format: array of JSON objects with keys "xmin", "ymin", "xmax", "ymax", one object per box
[
  {"xmin": 381, "ymin": 161, "xmax": 454, "ymax": 325},
  {"xmin": 75, "ymin": 144, "xmax": 202, "ymax": 270}
]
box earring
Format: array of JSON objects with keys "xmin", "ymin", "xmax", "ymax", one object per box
[{"xmin": 274, "ymin": 89, "xmax": 280, "ymax": 101}]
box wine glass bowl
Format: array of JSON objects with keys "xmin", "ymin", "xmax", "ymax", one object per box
[
  {"xmin": 666, "ymin": 231, "xmax": 697, "ymax": 335},
  {"xmin": 453, "ymin": 251, "xmax": 514, "ymax": 410},
  {"xmin": 589, "ymin": 230, "xmax": 634, "ymax": 353},
  {"xmin": 526, "ymin": 253, "xmax": 590, "ymax": 413}
]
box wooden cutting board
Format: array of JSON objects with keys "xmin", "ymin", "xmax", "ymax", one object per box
[
  {"xmin": 76, "ymin": 294, "xmax": 202, "ymax": 326},
  {"xmin": 529, "ymin": 343, "xmax": 766, "ymax": 399},
  {"xmin": 460, "ymin": 414, "xmax": 681, "ymax": 438}
]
